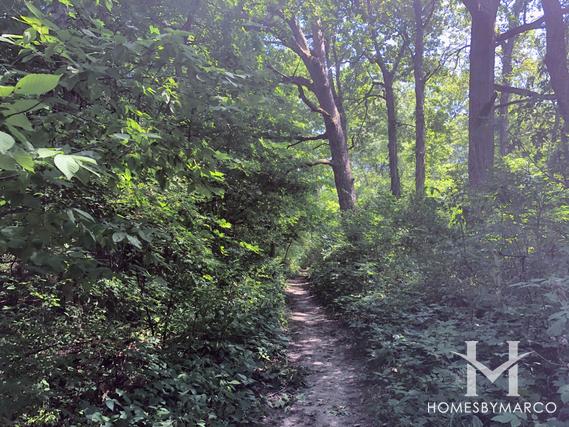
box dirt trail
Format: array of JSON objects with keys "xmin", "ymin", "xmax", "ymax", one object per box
[{"xmin": 270, "ymin": 277, "xmax": 375, "ymax": 427}]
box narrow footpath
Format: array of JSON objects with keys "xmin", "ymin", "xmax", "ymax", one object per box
[{"xmin": 271, "ymin": 277, "xmax": 375, "ymax": 427}]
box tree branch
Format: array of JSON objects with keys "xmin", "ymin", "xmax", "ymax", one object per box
[
  {"xmin": 258, "ymin": 132, "xmax": 327, "ymax": 145},
  {"xmin": 2, "ymin": 101, "xmax": 43, "ymax": 119},
  {"xmin": 392, "ymin": 36, "xmax": 410, "ymax": 75},
  {"xmin": 423, "ymin": 0, "xmax": 437, "ymax": 27},
  {"xmin": 494, "ymin": 83, "xmax": 556, "ymax": 99},
  {"xmin": 425, "ymin": 43, "xmax": 469, "ymax": 82},
  {"xmin": 288, "ymin": 133, "xmax": 328, "ymax": 148},
  {"xmin": 461, "ymin": 0, "xmax": 476, "ymax": 14},
  {"xmin": 267, "ymin": 63, "xmax": 313, "ymax": 88},
  {"xmin": 496, "ymin": 8, "xmax": 569, "ymax": 45},
  {"xmin": 494, "ymin": 98, "xmax": 536, "ymax": 109},
  {"xmin": 297, "ymin": 84, "xmax": 330, "ymax": 117},
  {"xmin": 287, "ymin": 17, "xmax": 311, "ymax": 59},
  {"xmin": 305, "ymin": 159, "xmax": 333, "ymax": 167},
  {"xmin": 310, "ymin": 19, "xmax": 326, "ymax": 58},
  {"xmin": 496, "ymin": 16, "xmax": 545, "ymax": 45}
]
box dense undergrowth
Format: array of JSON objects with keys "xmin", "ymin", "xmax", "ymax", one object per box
[
  {"xmin": 0, "ymin": 1, "xmax": 312, "ymax": 425},
  {"xmin": 308, "ymin": 168, "xmax": 569, "ymax": 427},
  {"xmin": 3, "ymin": 0, "xmax": 569, "ymax": 426}
]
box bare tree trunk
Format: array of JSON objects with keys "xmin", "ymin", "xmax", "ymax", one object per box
[
  {"xmin": 278, "ymin": 18, "xmax": 357, "ymax": 211},
  {"xmin": 413, "ymin": 0, "xmax": 426, "ymax": 196},
  {"xmin": 322, "ymin": 110, "xmax": 357, "ymax": 210},
  {"xmin": 305, "ymin": 20, "xmax": 356, "ymax": 210},
  {"xmin": 498, "ymin": 0, "xmax": 524, "ymax": 155},
  {"xmin": 362, "ymin": 0, "xmax": 406, "ymax": 198},
  {"xmin": 383, "ymin": 72, "xmax": 401, "ymax": 197},
  {"xmin": 330, "ymin": 37, "xmax": 348, "ymax": 137},
  {"xmin": 542, "ymin": 0, "xmax": 569, "ymax": 129},
  {"xmin": 498, "ymin": 38, "xmax": 514, "ymax": 155},
  {"xmin": 463, "ymin": 0, "xmax": 499, "ymax": 187},
  {"xmin": 371, "ymin": 43, "xmax": 406, "ymax": 198}
]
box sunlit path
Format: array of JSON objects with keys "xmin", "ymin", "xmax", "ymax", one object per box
[{"xmin": 270, "ymin": 277, "xmax": 374, "ymax": 427}]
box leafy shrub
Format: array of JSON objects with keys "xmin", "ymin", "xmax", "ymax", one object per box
[
  {"xmin": 0, "ymin": 2, "xmax": 310, "ymax": 425},
  {"xmin": 308, "ymin": 171, "xmax": 569, "ymax": 426}
]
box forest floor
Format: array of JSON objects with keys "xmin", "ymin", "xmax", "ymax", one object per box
[{"xmin": 267, "ymin": 276, "xmax": 376, "ymax": 427}]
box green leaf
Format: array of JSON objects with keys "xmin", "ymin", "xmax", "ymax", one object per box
[
  {"xmin": 0, "ymin": 154, "xmax": 18, "ymax": 171},
  {"xmin": 72, "ymin": 208, "xmax": 95, "ymax": 223},
  {"xmin": 0, "ymin": 86, "xmax": 14, "ymax": 97},
  {"xmin": 23, "ymin": 28, "xmax": 37, "ymax": 44},
  {"xmin": 492, "ymin": 413, "xmax": 520, "ymax": 426},
  {"xmin": 0, "ymin": 131, "xmax": 15, "ymax": 153},
  {"xmin": 37, "ymin": 148, "xmax": 63, "ymax": 158},
  {"xmin": 53, "ymin": 154, "xmax": 97, "ymax": 180},
  {"xmin": 137, "ymin": 229, "xmax": 152, "ymax": 242},
  {"xmin": 13, "ymin": 150, "xmax": 34, "ymax": 172},
  {"xmin": 54, "ymin": 154, "xmax": 80, "ymax": 180},
  {"xmin": 66, "ymin": 209, "xmax": 76, "ymax": 224},
  {"xmin": 547, "ymin": 318, "xmax": 566, "ymax": 336},
  {"xmin": 492, "ymin": 414, "xmax": 512, "ymax": 423},
  {"xmin": 4, "ymin": 99, "xmax": 44, "ymax": 114},
  {"xmin": 471, "ymin": 416, "xmax": 483, "ymax": 427},
  {"xmin": 6, "ymin": 114, "xmax": 33, "ymax": 131},
  {"xmin": 25, "ymin": 2, "xmax": 44, "ymax": 18},
  {"xmin": 112, "ymin": 232, "xmax": 127, "ymax": 243},
  {"xmin": 111, "ymin": 133, "xmax": 130, "ymax": 141},
  {"xmin": 239, "ymin": 241, "xmax": 261, "ymax": 254},
  {"xmin": 105, "ymin": 399, "xmax": 116, "ymax": 411},
  {"xmin": 126, "ymin": 234, "xmax": 142, "ymax": 249},
  {"xmin": 69, "ymin": 155, "xmax": 97, "ymax": 165},
  {"xmin": 14, "ymin": 73, "xmax": 61, "ymax": 96},
  {"xmin": 217, "ymin": 218, "xmax": 232, "ymax": 229},
  {"xmin": 6, "ymin": 126, "xmax": 30, "ymax": 145},
  {"xmin": 559, "ymin": 384, "xmax": 569, "ymax": 403}
]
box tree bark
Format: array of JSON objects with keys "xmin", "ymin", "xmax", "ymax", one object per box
[
  {"xmin": 330, "ymin": 37, "xmax": 348, "ymax": 137},
  {"xmin": 463, "ymin": 0, "xmax": 499, "ymax": 187},
  {"xmin": 371, "ymin": 40, "xmax": 405, "ymax": 198},
  {"xmin": 281, "ymin": 18, "xmax": 357, "ymax": 211},
  {"xmin": 498, "ymin": 37, "xmax": 514, "ymax": 155},
  {"xmin": 363, "ymin": 1, "xmax": 406, "ymax": 198},
  {"xmin": 413, "ymin": 0, "xmax": 426, "ymax": 196},
  {"xmin": 498, "ymin": 0, "xmax": 524, "ymax": 155},
  {"xmin": 383, "ymin": 71, "xmax": 401, "ymax": 197},
  {"xmin": 305, "ymin": 20, "xmax": 356, "ymax": 210},
  {"xmin": 542, "ymin": 0, "xmax": 569, "ymax": 129}
]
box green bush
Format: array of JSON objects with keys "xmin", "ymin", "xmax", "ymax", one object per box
[
  {"xmin": 308, "ymin": 171, "xmax": 569, "ymax": 426},
  {"xmin": 0, "ymin": 2, "xmax": 310, "ymax": 424}
]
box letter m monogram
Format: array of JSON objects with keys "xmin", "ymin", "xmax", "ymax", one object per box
[{"xmin": 453, "ymin": 341, "xmax": 531, "ymax": 397}]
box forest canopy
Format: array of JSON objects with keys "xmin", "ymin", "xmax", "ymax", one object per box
[{"xmin": 0, "ymin": 0, "xmax": 569, "ymax": 426}]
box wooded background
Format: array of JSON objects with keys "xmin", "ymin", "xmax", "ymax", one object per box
[{"xmin": 1, "ymin": 0, "xmax": 569, "ymax": 425}]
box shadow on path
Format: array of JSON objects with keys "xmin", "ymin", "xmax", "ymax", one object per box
[{"xmin": 269, "ymin": 277, "xmax": 376, "ymax": 427}]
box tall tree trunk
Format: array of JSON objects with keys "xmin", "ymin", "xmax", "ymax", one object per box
[
  {"xmin": 498, "ymin": 0, "xmax": 524, "ymax": 155},
  {"xmin": 305, "ymin": 20, "xmax": 356, "ymax": 210},
  {"xmin": 463, "ymin": 0, "xmax": 499, "ymax": 187},
  {"xmin": 413, "ymin": 0, "xmax": 426, "ymax": 196},
  {"xmin": 323, "ymin": 114, "xmax": 356, "ymax": 211},
  {"xmin": 363, "ymin": 2, "xmax": 407, "ymax": 198},
  {"xmin": 542, "ymin": 0, "xmax": 569, "ymax": 129},
  {"xmin": 498, "ymin": 38, "xmax": 514, "ymax": 155},
  {"xmin": 383, "ymin": 72, "xmax": 401, "ymax": 197},
  {"xmin": 330, "ymin": 37, "xmax": 348, "ymax": 137},
  {"xmin": 281, "ymin": 18, "xmax": 357, "ymax": 211}
]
